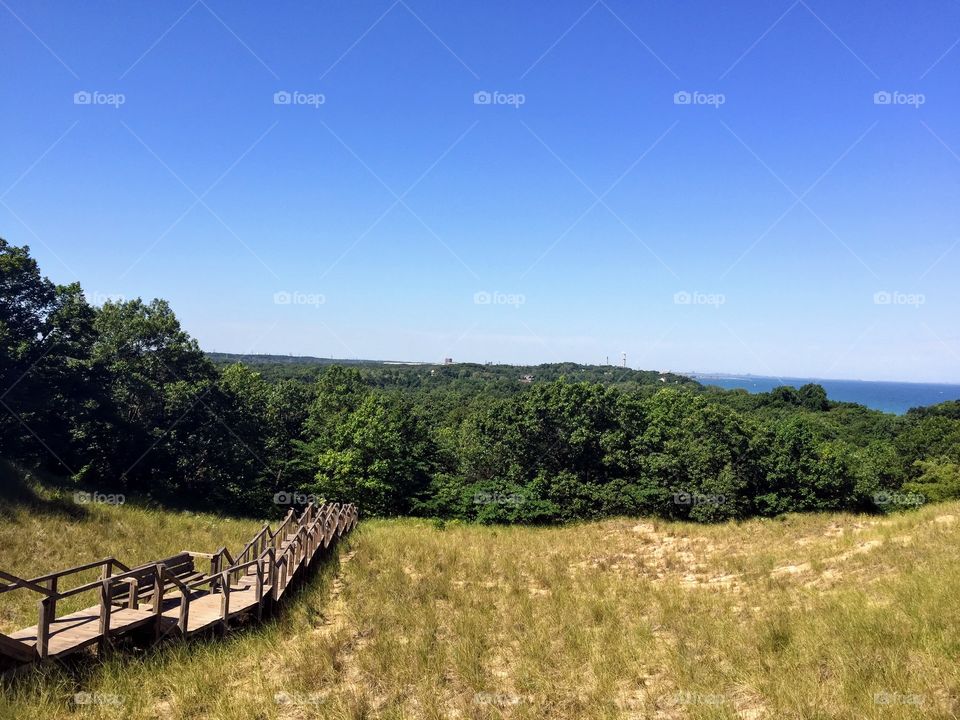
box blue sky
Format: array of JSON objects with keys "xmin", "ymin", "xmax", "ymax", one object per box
[{"xmin": 2, "ymin": 1, "xmax": 959, "ymax": 381}]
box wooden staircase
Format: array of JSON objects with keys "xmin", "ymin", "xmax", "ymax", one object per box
[{"xmin": 0, "ymin": 502, "xmax": 358, "ymax": 666}]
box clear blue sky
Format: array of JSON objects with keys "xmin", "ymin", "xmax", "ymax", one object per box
[{"xmin": 2, "ymin": 1, "xmax": 959, "ymax": 381}]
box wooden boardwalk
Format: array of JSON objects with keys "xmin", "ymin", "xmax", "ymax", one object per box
[{"xmin": 0, "ymin": 502, "xmax": 357, "ymax": 666}]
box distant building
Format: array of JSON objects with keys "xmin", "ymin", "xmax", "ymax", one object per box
[
  {"xmin": 520, "ymin": 374, "xmax": 534, "ymax": 383},
  {"xmin": 443, "ymin": 357, "xmax": 454, "ymax": 365}
]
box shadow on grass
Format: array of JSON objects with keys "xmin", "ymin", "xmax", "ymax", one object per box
[
  {"xmin": 0, "ymin": 460, "xmax": 88, "ymax": 521},
  {"xmin": 0, "ymin": 535, "xmax": 352, "ymax": 695},
  {"xmin": 0, "ymin": 459, "xmax": 285, "ymax": 524}
]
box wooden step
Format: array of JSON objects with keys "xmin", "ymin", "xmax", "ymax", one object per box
[
  {"xmin": 0, "ymin": 503, "xmax": 357, "ymax": 664},
  {"xmin": 11, "ymin": 606, "xmax": 156, "ymax": 657}
]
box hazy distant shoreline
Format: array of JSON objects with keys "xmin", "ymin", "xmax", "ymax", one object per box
[{"xmin": 689, "ymin": 373, "xmax": 960, "ymax": 414}]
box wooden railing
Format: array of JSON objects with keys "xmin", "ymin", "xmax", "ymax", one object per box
[{"xmin": 0, "ymin": 502, "xmax": 358, "ymax": 665}]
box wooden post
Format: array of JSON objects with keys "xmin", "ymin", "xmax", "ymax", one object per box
[
  {"xmin": 47, "ymin": 576, "xmax": 58, "ymax": 616},
  {"xmin": 98, "ymin": 579, "xmax": 112, "ymax": 655},
  {"xmin": 35, "ymin": 575, "xmax": 58, "ymax": 660},
  {"xmin": 179, "ymin": 594, "xmax": 190, "ymax": 635},
  {"xmin": 219, "ymin": 570, "xmax": 231, "ymax": 636},
  {"xmin": 122, "ymin": 578, "xmax": 138, "ymax": 610},
  {"xmin": 255, "ymin": 559, "xmax": 264, "ymax": 621},
  {"xmin": 267, "ymin": 548, "xmax": 279, "ymax": 602},
  {"xmin": 152, "ymin": 565, "xmax": 164, "ymax": 641},
  {"xmin": 36, "ymin": 597, "xmax": 52, "ymax": 660}
]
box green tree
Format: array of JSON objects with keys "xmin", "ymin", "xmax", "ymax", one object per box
[
  {"xmin": 299, "ymin": 368, "xmax": 436, "ymax": 515},
  {"xmin": 798, "ymin": 383, "xmax": 829, "ymax": 411},
  {"xmin": 904, "ymin": 458, "xmax": 960, "ymax": 503}
]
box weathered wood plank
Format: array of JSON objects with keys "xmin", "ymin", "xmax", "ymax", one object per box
[{"xmin": 0, "ymin": 503, "xmax": 357, "ymax": 664}]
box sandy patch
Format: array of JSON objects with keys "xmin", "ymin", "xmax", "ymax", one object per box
[
  {"xmin": 825, "ymin": 539, "xmax": 883, "ymax": 564},
  {"xmin": 771, "ymin": 563, "xmax": 812, "ymax": 578}
]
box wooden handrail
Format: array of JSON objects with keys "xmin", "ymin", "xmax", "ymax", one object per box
[
  {"xmin": 1, "ymin": 502, "xmax": 359, "ymax": 666},
  {"xmin": 237, "ymin": 524, "xmax": 270, "ymax": 564},
  {"xmin": 0, "ymin": 570, "xmax": 56, "ymax": 597},
  {"xmin": 19, "ymin": 558, "xmax": 114, "ymax": 586},
  {"xmin": 159, "ymin": 566, "xmax": 191, "ymax": 633},
  {"xmin": 55, "ymin": 564, "xmax": 155, "ymax": 600}
]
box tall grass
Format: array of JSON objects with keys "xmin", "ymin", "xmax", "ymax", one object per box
[
  {"xmin": 1, "ymin": 482, "xmax": 958, "ymax": 718},
  {"xmin": 0, "ymin": 481, "xmax": 264, "ymax": 633}
]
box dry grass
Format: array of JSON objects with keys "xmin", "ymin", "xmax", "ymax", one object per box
[
  {"xmin": 0, "ymin": 487, "xmax": 264, "ymax": 634},
  {"xmin": 1, "ymin": 492, "xmax": 959, "ymax": 719}
]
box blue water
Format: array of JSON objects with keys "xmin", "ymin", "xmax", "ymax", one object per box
[{"xmin": 691, "ymin": 375, "xmax": 960, "ymax": 415}]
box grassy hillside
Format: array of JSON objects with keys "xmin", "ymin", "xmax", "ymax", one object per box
[
  {"xmin": 1, "ymin": 490, "xmax": 958, "ymax": 719},
  {"xmin": 0, "ymin": 470, "xmax": 264, "ymax": 634}
]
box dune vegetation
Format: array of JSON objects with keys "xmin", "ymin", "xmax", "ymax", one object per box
[
  {"xmin": 0, "ymin": 471, "xmax": 264, "ymax": 635},
  {"xmin": 1, "ymin": 481, "xmax": 958, "ymax": 719}
]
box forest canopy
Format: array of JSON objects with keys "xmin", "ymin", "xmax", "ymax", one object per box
[{"xmin": 3, "ymin": 238, "xmax": 959, "ymax": 522}]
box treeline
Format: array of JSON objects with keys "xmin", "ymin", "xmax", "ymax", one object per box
[
  {"xmin": 207, "ymin": 353, "xmax": 697, "ymax": 393},
  {"xmin": 3, "ymin": 239, "xmax": 959, "ymax": 521}
]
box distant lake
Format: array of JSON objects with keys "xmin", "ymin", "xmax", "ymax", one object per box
[{"xmin": 690, "ymin": 375, "xmax": 960, "ymax": 415}]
